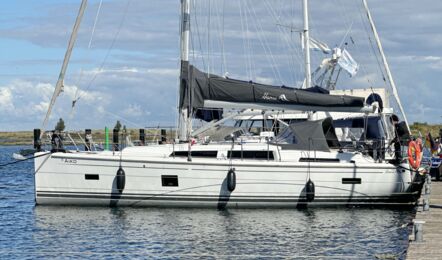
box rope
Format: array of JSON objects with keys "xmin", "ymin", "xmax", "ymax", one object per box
[{"xmin": 0, "ymin": 152, "xmax": 50, "ymax": 168}]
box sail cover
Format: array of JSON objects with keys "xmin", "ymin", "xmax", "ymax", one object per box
[{"xmin": 179, "ymin": 62, "xmax": 365, "ymax": 112}]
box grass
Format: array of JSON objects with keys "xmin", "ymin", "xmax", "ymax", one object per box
[{"xmin": 410, "ymin": 123, "xmax": 442, "ymax": 139}]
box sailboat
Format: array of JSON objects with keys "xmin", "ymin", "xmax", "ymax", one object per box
[{"xmin": 33, "ymin": 0, "xmax": 424, "ymax": 207}]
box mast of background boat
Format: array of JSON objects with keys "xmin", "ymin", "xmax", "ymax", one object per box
[
  {"xmin": 178, "ymin": 0, "xmax": 190, "ymax": 142},
  {"xmin": 40, "ymin": 0, "xmax": 88, "ymax": 138},
  {"xmin": 362, "ymin": 0, "xmax": 411, "ymax": 133},
  {"xmin": 302, "ymin": 0, "xmax": 311, "ymax": 89}
]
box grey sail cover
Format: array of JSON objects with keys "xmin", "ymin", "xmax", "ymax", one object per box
[{"xmin": 179, "ymin": 63, "xmax": 365, "ymax": 112}]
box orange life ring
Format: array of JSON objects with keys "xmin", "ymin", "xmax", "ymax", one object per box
[{"xmin": 408, "ymin": 140, "xmax": 422, "ymax": 170}]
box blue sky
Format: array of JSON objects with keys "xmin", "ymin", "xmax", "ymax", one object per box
[{"xmin": 0, "ymin": 0, "xmax": 441, "ymax": 131}]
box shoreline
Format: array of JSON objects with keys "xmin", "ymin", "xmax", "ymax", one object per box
[{"xmin": 1, "ymin": 123, "xmax": 441, "ymax": 146}]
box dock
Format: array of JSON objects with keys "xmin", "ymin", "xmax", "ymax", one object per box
[{"xmin": 407, "ymin": 178, "xmax": 442, "ymax": 259}]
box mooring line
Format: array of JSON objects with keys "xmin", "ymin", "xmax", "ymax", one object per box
[{"xmin": 0, "ymin": 152, "xmax": 50, "ymax": 168}]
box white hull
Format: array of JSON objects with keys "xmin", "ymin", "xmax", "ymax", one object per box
[{"xmin": 34, "ymin": 145, "xmax": 421, "ymax": 208}]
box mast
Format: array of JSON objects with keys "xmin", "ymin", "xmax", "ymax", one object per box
[
  {"xmin": 302, "ymin": 0, "xmax": 311, "ymax": 89},
  {"xmin": 178, "ymin": 0, "xmax": 190, "ymax": 141},
  {"xmin": 40, "ymin": 0, "xmax": 88, "ymax": 138},
  {"xmin": 181, "ymin": 0, "xmax": 190, "ymax": 62},
  {"xmin": 362, "ymin": 0, "xmax": 411, "ymax": 133}
]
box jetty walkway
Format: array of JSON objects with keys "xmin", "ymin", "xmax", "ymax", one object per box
[{"xmin": 407, "ymin": 179, "xmax": 442, "ymax": 259}]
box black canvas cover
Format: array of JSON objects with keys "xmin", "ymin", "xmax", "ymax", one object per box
[
  {"xmin": 273, "ymin": 118, "xmax": 336, "ymax": 152},
  {"xmin": 179, "ymin": 63, "xmax": 365, "ymax": 112}
]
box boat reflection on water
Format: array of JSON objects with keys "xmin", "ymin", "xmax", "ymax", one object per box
[{"xmin": 32, "ymin": 206, "xmax": 412, "ymax": 258}]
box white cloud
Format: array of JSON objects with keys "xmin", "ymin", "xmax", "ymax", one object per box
[
  {"xmin": 122, "ymin": 103, "xmax": 144, "ymax": 117},
  {"xmin": 34, "ymin": 101, "xmax": 49, "ymax": 113},
  {"xmin": 255, "ymin": 76, "xmax": 275, "ymax": 85},
  {"xmin": 0, "ymin": 87, "xmax": 14, "ymax": 111}
]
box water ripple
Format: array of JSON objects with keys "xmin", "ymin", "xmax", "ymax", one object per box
[{"xmin": 0, "ymin": 145, "xmax": 413, "ymax": 259}]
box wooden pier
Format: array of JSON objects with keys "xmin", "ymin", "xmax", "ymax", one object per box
[{"xmin": 407, "ymin": 179, "xmax": 442, "ymax": 259}]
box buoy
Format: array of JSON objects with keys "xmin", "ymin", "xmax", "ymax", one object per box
[
  {"xmin": 116, "ymin": 166, "xmax": 126, "ymax": 193},
  {"xmin": 306, "ymin": 179, "xmax": 315, "ymax": 202},
  {"xmin": 408, "ymin": 140, "xmax": 422, "ymax": 170},
  {"xmin": 227, "ymin": 168, "xmax": 236, "ymax": 192}
]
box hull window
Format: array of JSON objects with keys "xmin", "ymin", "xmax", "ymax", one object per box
[
  {"xmin": 299, "ymin": 158, "xmax": 340, "ymax": 163},
  {"xmin": 162, "ymin": 175, "xmax": 179, "ymax": 187},
  {"xmin": 85, "ymin": 174, "xmax": 99, "ymax": 180},
  {"xmin": 170, "ymin": 151, "xmax": 217, "ymax": 158},
  {"xmin": 227, "ymin": 150, "xmax": 274, "ymax": 160},
  {"xmin": 342, "ymin": 178, "xmax": 361, "ymax": 184}
]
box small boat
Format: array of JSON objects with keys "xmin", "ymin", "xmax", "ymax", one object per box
[
  {"xmin": 12, "ymin": 153, "xmax": 27, "ymax": 160},
  {"xmin": 12, "ymin": 149, "xmax": 36, "ymax": 160}
]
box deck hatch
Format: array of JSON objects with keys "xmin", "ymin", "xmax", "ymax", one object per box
[
  {"xmin": 85, "ymin": 174, "xmax": 99, "ymax": 180},
  {"xmin": 162, "ymin": 175, "xmax": 179, "ymax": 187},
  {"xmin": 342, "ymin": 178, "xmax": 361, "ymax": 184}
]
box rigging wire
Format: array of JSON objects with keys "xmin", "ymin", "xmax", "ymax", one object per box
[
  {"xmin": 238, "ymin": 0, "xmax": 251, "ymax": 79},
  {"xmin": 263, "ymin": 0, "xmax": 304, "ymax": 86},
  {"xmin": 88, "ymin": 0, "xmax": 103, "ymax": 49},
  {"xmin": 191, "ymin": 0, "xmax": 206, "ymax": 70},
  {"xmin": 247, "ymin": 0, "xmax": 284, "ymax": 85},
  {"xmin": 220, "ymin": 0, "xmax": 227, "ymax": 75},
  {"xmin": 207, "ymin": 0, "xmax": 211, "ymax": 76},
  {"xmin": 333, "ymin": 0, "xmax": 375, "ymax": 90},
  {"xmin": 74, "ymin": 0, "xmax": 133, "ymax": 104},
  {"xmin": 357, "ymin": 1, "xmax": 388, "ymax": 89},
  {"xmin": 68, "ymin": 1, "xmax": 105, "ymax": 126},
  {"xmin": 243, "ymin": 0, "xmax": 254, "ymax": 80}
]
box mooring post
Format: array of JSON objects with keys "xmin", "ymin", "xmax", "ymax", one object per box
[
  {"xmin": 425, "ymin": 184, "xmax": 431, "ymax": 196},
  {"xmin": 160, "ymin": 129, "xmax": 167, "ymax": 144},
  {"xmin": 413, "ymin": 220, "xmax": 425, "ymax": 242},
  {"xmin": 423, "ymin": 197, "xmax": 430, "ymax": 211},
  {"xmin": 139, "ymin": 129, "xmax": 145, "ymax": 146},
  {"xmin": 425, "ymin": 174, "xmax": 432, "ymax": 195}
]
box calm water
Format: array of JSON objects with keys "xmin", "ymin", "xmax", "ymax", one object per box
[{"xmin": 0, "ymin": 145, "xmax": 414, "ymax": 259}]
